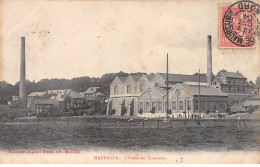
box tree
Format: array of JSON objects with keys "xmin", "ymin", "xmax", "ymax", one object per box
[
  {"xmin": 121, "ymin": 99, "xmax": 126, "ymax": 116},
  {"xmin": 111, "ymin": 109, "xmax": 116, "ymax": 115},
  {"xmin": 138, "ymin": 108, "xmax": 143, "ymax": 115},
  {"xmin": 226, "ymin": 106, "xmax": 231, "ymax": 115},
  {"xmin": 256, "ymin": 77, "xmax": 260, "ymax": 92},
  {"xmin": 150, "ymin": 107, "xmax": 155, "ymax": 114},
  {"xmin": 167, "ymin": 109, "xmax": 172, "ymax": 115},
  {"xmin": 82, "ymin": 99, "xmax": 90, "ymax": 109},
  {"xmin": 206, "ymin": 110, "xmax": 210, "ymax": 115},
  {"xmin": 121, "ymin": 107, "xmax": 127, "ymax": 116},
  {"xmin": 63, "ymin": 96, "xmax": 71, "ymax": 112},
  {"xmin": 0, "ymin": 71, "xmax": 138, "ymax": 104}
]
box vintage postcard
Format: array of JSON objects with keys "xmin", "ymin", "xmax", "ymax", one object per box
[{"xmin": 0, "ymin": 0, "xmax": 259, "ymax": 164}]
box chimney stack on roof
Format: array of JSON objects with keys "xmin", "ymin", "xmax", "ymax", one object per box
[{"xmin": 207, "ymin": 35, "xmax": 213, "ymax": 85}]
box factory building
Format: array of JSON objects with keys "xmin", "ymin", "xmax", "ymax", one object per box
[
  {"xmin": 138, "ymin": 86, "xmax": 166, "ymax": 117},
  {"xmin": 166, "ymin": 83, "xmax": 228, "ymax": 117},
  {"xmin": 108, "ymin": 73, "xmax": 154, "ymax": 116},
  {"xmin": 212, "ymin": 70, "xmax": 253, "ymax": 103},
  {"xmin": 30, "ymin": 99, "xmax": 59, "ymax": 113},
  {"xmin": 27, "ymin": 92, "xmax": 51, "ymax": 107},
  {"xmin": 137, "ymin": 83, "xmax": 228, "ymax": 118},
  {"xmin": 82, "ymin": 87, "xmax": 105, "ymax": 104},
  {"xmin": 107, "ymin": 73, "xmax": 208, "ymax": 117},
  {"xmin": 107, "ymin": 35, "xmax": 238, "ymax": 117},
  {"xmin": 28, "ymin": 88, "xmax": 106, "ymax": 113}
]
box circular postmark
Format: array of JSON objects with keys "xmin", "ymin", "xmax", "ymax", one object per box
[{"xmin": 223, "ymin": 1, "xmax": 260, "ymax": 47}]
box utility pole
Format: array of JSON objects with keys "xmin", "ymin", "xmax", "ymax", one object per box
[
  {"xmin": 166, "ymin": 53, "xmax": 169, "ymax": 118},
  {"xmin": 198, "ymin": 69, "xmax": 201, "ymax": 115},
  {"xmin": 187, "ymin": 97, "xmax": 190, "ymax": 119}
]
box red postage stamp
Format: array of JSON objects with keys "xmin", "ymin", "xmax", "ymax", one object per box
[{"xmin": 219, "ymin": 1, "xmax": 260, "ymax": 48}]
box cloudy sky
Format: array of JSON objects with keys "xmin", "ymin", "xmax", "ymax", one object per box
[{"xmin": 0, "ymin": 0, "xmax": 259, "ymax": 84}]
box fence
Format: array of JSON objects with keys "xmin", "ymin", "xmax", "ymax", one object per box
[{"xmin": 1, "ymin": 117, "xmax": 259, "ymax": 130}]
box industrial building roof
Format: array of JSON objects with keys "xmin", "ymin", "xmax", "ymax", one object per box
[
  {"xmin": 158, "ymin": 73, "xmax": 207, "ymax": 83},
  {"xmin": 83, "ymin": 87, "xmax": 100, "ymax": 94},
  {"xmin": 152, "ymin": 86, "xmax": 167, "ymax": 96},
  {"xmin": 178, "ymin": 83, "xmax": 228, "ymax": 97},
  {"xmin": 218, "ymin": 70, "xmax": 246, "ymax": 79},
  {"xmin": 95, "ymin": 92, "xmax": 105, "ymax": 96},
  {"xmin": 27, "ymin": 92, "xmax": 47, "ymax": 97},
  {"xmin": 69, "ymin": 91, "xmax": 84, "ymax": 98},
  {"xmin": 116, "ymin": 73, "xmax": 155, "ymax": 83},
  {"xmin": 47, "ymin": 89, "xmax": 71, "ymax": 95}
]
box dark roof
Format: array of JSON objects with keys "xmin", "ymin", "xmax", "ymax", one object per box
[
  {"xmin": 158, "ymin": 73, "xmax": 207, "ymax": 83},
  {"xmin": 219, "ymin": 70, "xmax": 246, "ymax": 79},
  {"xmin": 178, "ymin": 83, "xmax": 228, "ymax": 97},
  {"xmin": 242, "ymin": 100, "xmax": 259, "ymax": 106},
  {"xmin": 244, "ymin": 94, "xmax": 260, "ymax": 101}
]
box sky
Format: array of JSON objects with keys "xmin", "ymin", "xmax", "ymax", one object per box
[{"xmin": 0, "ymin": 0, "xmax": 259, "ymax": 84}]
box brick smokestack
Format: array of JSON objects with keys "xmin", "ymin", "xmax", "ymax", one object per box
[
  {"xmin": 19, "ymin": 37, "xmax": 26, "ymax": 106},
  {"xmin": 207, "ymin": 35, "xmax": 213, "ymax": 85}
]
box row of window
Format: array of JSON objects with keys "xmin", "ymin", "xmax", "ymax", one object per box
[
  {"xmin": 139, "ymin": 100, "xmax": 226, "ymax": 112},
  {"xmin": 194, "ymin": 101, "xmax": 226, "ymax": 111},
  {"xmin": 114, "ymin": 84, "xmax": 146, "ymax": 95},
  {"xmin": 36, "ymin": 104, "xmax": 53, "ymax": 109},
  {"xmin": 227, "ymin": 79, "xmax": 245, "ymax": 85},
  {"xmin": 36, "ymin": 109, "xmax": 52, "ymax": 113},
  {"xmin": 227, "ymin": 87, "xmax": 245, "ymax": 93},
  {"xmin": 139, "ymin": 101, "xmax": 191, "ymax": 112},
  {"xmin": 140, "ymin": 101, "xmax": 162, "ymax": 113},
  {"xmin": 73, "ymin": 99, "xmax": 83, "ymax": 103}
]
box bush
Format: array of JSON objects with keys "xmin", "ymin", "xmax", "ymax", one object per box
[
  {"xmin": 150, "ymin": 107, "xmax": 155, "ymax": 114},
  {"xmin": 121, "ymin": 107, "xmax": 127, "ymax": 116},
  {"xmin": 138, "ymin": 108, "xmax": 143, "ymax": 115},
  {"xmin": 206, "ymin": 110, "xmax": 210, "ymax": 115},
  {"xmin": 167, "ymin": 109, "xmax": 172, "ymax": 115},
  {"xmin": 79, "ymin": 110, "xmax": 85, "ymax": 116},
  {"xmin": 226, "ymin": 106, "xmax": 231, "ymax": 114},
  {"xmin": 68, "ymin": 110, "xmax": 79, "ymax": 116},
  {"xmin": 60, "ymin": 112, "xmax": 70, "ymax": 117},
  {"xmin": 111, "ymin": 109, "xmax": 116, "ymax": 115},
  {"xmin": 36, "ymin": 112, "xmax": 48, "ymax": 118}
]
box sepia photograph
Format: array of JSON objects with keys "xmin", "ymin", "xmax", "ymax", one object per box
[{"xmin": 0, "ymin": 0, "xmax": 259, "ymax": 164}]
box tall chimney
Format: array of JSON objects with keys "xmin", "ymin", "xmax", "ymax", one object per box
[
  {"xmin": 207, "ymin": 35, "xmax": 213, "ymax": 85},
  {"xmin": 19, "ymin": 37, "xmax": 26, "ymax": 106}
]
